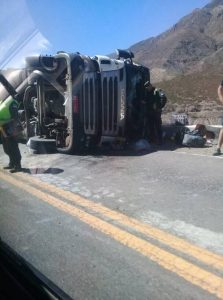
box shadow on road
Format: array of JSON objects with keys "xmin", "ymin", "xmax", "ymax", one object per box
[
  {"xmin": 22, "ymin": 168, "xmax": 64, "ymax": 175},
  {"xmin": 86, "ymin": 141, "xmax": 181, "ymax": 157}
]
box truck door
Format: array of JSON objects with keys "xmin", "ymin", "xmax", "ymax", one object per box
[{"xmin": 125, "ymin": 64, "xmax": 149, "ymax": 139}]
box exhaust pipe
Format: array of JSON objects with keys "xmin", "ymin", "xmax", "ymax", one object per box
[{"xmin": 0, "ymin": 72, "xmax": 18, "ymax": 99}]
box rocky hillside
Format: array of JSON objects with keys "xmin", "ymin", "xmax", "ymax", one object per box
[
  {"xmin": 128, "ymin": 0, "xmax": 223, "ymax": 124},
  {"xmin": 159, "ymin": 70, "xmax": 223, "ymax": 125},
  {"xmin": 130, "ymin": 0, "xmax": 223, "ymax": 82}
]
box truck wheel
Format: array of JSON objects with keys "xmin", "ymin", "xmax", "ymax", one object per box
[
  {"xmin": 26, "ymin": 56, "xmax": 58, "ymax": 73},
  {"xmin": 28, "ymin": 137, "xmax": 57, "ymax": 154}
]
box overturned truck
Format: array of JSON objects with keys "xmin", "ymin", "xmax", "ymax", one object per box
[{"xmin": 0, "ymin": 49, "xmax": 149, "ymax": 153}]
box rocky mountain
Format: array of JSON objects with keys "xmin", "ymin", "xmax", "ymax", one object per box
[
  {"xmin": 129, "ymin": 0, "xmax": 223, "ymax": 83},
  {"xmin": 127, "ymin": 0, "xmax": 223, "ymax": 124}
]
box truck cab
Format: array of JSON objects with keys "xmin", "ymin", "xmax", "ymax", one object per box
[{"xmin": 1, "ymin": 49, "xmax": 150, "ymax": 153}]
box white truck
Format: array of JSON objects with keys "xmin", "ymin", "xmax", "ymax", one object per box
[{"xmin": 0, "ymin": 49, "xmax": 150, "ymax": 153}]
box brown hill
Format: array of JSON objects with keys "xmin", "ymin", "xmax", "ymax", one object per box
[
  {"xmin": 130, "ymin": 0, "xmax": 223, "ymax": 83},
  {"xmin": 159, "ymin": 70, "xmax": 223, "ymax": 125},
  {"xmin": 127, "ymin": 0, "xmax": 223, "ymax": 124}
]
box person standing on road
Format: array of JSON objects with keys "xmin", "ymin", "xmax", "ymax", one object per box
[
  {"xmin": 144, "ymin": 81, "xmax": 167, "ymax": 145},
  {"xmin": 213, "ymin": 80, "xmax": 223, "ymax": 156},
  {"xmin": 0, "ymin": 96, "xmax": 22, "ymax": 172}
]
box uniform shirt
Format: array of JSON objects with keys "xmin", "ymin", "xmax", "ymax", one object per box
[{"xmin": 1, "ymin": 100, "xmax": 20, "ymax": 137}]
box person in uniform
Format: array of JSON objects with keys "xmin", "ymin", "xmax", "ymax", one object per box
[
  {"xmin": 144, "ymin": 81, "xmax": 167, "ymax": 145},
  {"xmin": 0, "ymin": 97, "xmax": 22, "ymax": 172}
]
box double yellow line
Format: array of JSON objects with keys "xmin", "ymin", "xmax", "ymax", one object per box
[{"xmin": 0, "ymin": 169, "xmax": 223, "ymax": 299}]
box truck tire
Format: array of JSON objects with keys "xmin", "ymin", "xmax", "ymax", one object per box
[
  {"xmin": 26, "ymin": 56, "xmax": 58, "ymax": 73},
  {"xmin": 28, "ymin": 137, "xmax": 57, "ymax": 154}
]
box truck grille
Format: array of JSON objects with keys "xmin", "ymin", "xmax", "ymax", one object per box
[
  {"xmin": 83, "ymin": 74, "xmax": 97, "ymax": 134},
  {"xmin": 102, "ymin": 75, "xmax": 118, "ymax": 135}
]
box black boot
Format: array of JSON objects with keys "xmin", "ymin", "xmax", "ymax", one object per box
[
  {"xmin": 10, "ymin": 163, "xmax": 22, "ymax": 173},
  {"xmin": 3, "ymin": 163, "xmax": 14, "ymax": 170}
]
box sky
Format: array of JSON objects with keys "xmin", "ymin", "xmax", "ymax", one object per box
[{"xmin": 0, "ymin": 0, "xmax": 211, "ymax": 69}]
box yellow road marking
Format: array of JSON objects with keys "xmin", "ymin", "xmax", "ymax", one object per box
[
  {"xmin": 14, "ymin": 171, "xmax": 223, "ymax": 272},
  {"xmin": 0, "ymin": 171, "xmax": 223, "ymax": 298}
]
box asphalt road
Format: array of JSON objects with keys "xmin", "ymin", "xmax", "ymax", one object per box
[{"xmin": 0, "ymin": 142, "xmax": 223, "ymax": 300}]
